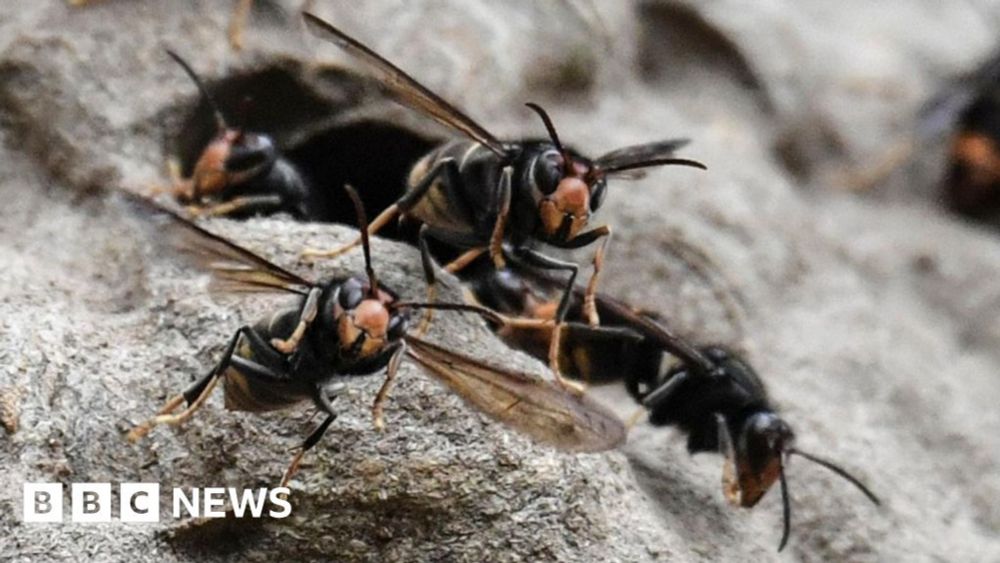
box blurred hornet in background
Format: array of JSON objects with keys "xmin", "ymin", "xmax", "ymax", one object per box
[
  {"xmin": 300, "ymin": 12, "xmax": 705, "ymax": 330},
  {"xmin": 154, "ymin": 50, "xmax": 311, "ymax": 219},
  {"xmin": 464, "ymin": 260, "xmax": 880, "ymax": 551},
  {"xmin": 941, "ymin": 49, "xmax": 1000, "ymax": 217},
  {"xmin": 125, "ymin": 188, "xmax": 625, "ymax": 487}
]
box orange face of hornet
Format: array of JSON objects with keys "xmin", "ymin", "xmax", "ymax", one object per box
[
  {"xmin": 536, "ymin": 156, "xmax": 605, "ymax": 242},
  {"xmin": 721, "ymin": 413, "xmax": 795, "ymax": 508},
  {"xmin": 185, "ymin": 130, "xmax": 277, "ymax": 202},
  {"xmin": 947, "ymin": 131, "xmax": 1000, "ymax": 214},
  {"xmin": 332, "ymin": 278, "xmax": 407, "ymax": 360},
  {"xmin": 185, "ymin": 131, "xmax": 241, "ymax": 201}
]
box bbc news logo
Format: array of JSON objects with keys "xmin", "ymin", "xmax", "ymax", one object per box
[{"xmin": 23, "ymin": 483, "xmax": 291, "ymax": 522}]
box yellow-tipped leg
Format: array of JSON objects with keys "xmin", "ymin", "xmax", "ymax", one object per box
[
  {"xmin": 182, "ymin": 196, "xmax": 279, "ymax": 218},
  {"xmin": 489, "ymin": 235, "xmax": 507, "ymax": 270},
  {"xmin": 280, "ymin": 448, "xmax": 306, "ymax": 489},
  {"xmin": 271, "ymin": 335, "xmax": 301, "ymax": 355},
  {"xmin": 301, "ymin": 204, "xmax": 401, "ymax": 262},
  {"xmin": 583, "ymin": 229, "xmax": 611, "ymax": 327},
  {"xmin": 127, "ymin": 393, "xmax": 186, "ymax": 442},
  {"xmin": 167, "ymin": 157, "xmax": 184, "ymax": 185},
  {"xmin": 488, "ymin": 168, "xmax": 511, "ymax": 270},
  {"xmin": 625, "ymin": 407, "xmax": 647, "ymax": 430},
  {"xmin": 271, "ymin": 288, "xmax": 321, "ymax": 354},
  {"xmin": 146, "ymin": 157, "xmax": 193, "ymax": 202},
  {"xmin": 127, "ymin": 377, "xmax": 220, "ymax": 442},
  {"xmin": 228, "ymin": 0, "xmax": 253, "ymax": 50},
  {"xmin": 444, "ymin": 247, "xmax": 487, "ymax": 274},
  {"xmin": 300, "ymin": 236, "xmax": 362, "ymax": 262},
  {"xmin": 183, "ymin": 204, "xmax": 210, "ymax": 218},
  {"xmin": 371, "ymin": 345, "xmax": 404, "ymax": 431},
  {"xmin": 145, "ymin": 184, "xmax": 170, "ymax": 198},
  {"xmin": 546, "ymin": 323, "xmax": 587, "ymax": 396},
  {"xmin": 147, "ymin": 158, "xmax": 194, "ymax": 199}
]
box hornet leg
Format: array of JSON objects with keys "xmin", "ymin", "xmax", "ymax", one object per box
[
  {"xmin": 557, "ymin": 225, "xmax": 612, "ymax": 327},
  {"xmin": 228, "ymin": 0, "xmax": 253, "ymax": 50},
  {"xmin": 440, "ymin": 164, "xmax": 513, "ymax": 275},
  {"xmin": 280, "ymin": 387, "xmax": 341, "ymax": 488},
  {"xmin": 444, "ymin": 247, "xmax": 488, "ymax": 274},
  {"xmin": 508, "ymin": 247, "xmax": 586, "ymax": 395},
  {"xmin": 414, "ymin": 223, "xmax": 485, "ymax": 336},
  {"xmin": 270, "ymin": 287, "xmax": 322, "ymax": 354},
  {"xmin": 185, "ymin": 195, "xmax": 284, "ymax": 218},
  {"xmin": 487, "ymin": 166, "xmax": 513, "ymax": 270},
  {"xmin": 127, "ymin": 326, "xmax": 285, "ymax": 442},
  {"xmin": 147, "ymin": 157, "xmax": 192, "ymax": 200},
  {"xmin": 512, "ymin": 247, "xmax": 580, "ymax": 324},
  {"xmin": 371, "ymin": 342, "xmax": 406, "ymax": 431}
]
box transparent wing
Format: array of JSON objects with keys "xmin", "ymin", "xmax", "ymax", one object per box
[
  {"xmin": 124, "ymin": 193, "xmax": 314, "ymax": 295},
  {"xmin": 405, "ymin": 334, "xmax": 626, "ymax": 452},
  {"xmin": 303, "ymin": 12, "xmax": 508, "ymax": 157}
]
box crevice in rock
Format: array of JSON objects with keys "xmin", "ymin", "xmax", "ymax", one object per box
[
  {"xmin": 771, "ymin": 114, "xmax": 849, "ymax": 183},
  {"xmin": 0, "ymin": 57, "xmax": 120, "ymax": 197},
  {"xmin": 636, "ymin": 2, "xmax": 772, "ymax": 114},
  {"xmin": 284, "ymin": 119, "xmax": 438, "ymax": 227}
]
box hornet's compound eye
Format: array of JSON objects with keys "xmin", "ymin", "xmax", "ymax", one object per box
[
  {"xmin": 338, "ymin": 278, "xmax": 365, "ymax": 310},
  {"xmin": 225, "ymin": 134, "xmax": 276, "ymax": 173},
  {"xmin": 386, "ymin": 314, "xmax": 407, "ymax": 341},
  {"xmin": 742, "ymin": 412, "xmax": 794, "ymax": 464},
  {"xmin": 533, "ymin": 149, "xmax": 564, "ymax": 195},
  {"xmin": 589, "ymin": 177, "xmax": 607, "ymax": 211}
]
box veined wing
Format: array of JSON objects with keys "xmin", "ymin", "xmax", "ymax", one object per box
[
  {"xmin": 405, "ymin": 334, "xmax": 626, "ymax": 452},
  {"xmin": 303, "ymin": 12, "xmax": 508, "ymax": 157},
  {"xmin": 124, "ymin": 192, "xmax": 314, "ymax": 295}
]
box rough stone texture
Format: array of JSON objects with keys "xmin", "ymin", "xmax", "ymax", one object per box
[{"xmin": 2, "ymin": 1, "xmax": 1000, "ymax": 561}]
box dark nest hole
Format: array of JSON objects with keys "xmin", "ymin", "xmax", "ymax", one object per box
[
  {"xmin": 166, "ymin": 62, "xmax": 440, "ymax": 233},
  {"xmin": 285, "ymin": 120, "xmax": 437, "ymax": 230}
]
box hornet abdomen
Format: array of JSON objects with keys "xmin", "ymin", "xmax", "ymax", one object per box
[
  {"xmin": 222, "ymin": 309, "xmax": 314, "ymax": 412},
  {"xmin": 406, "ymin": 140, "xmax": 503, "ymax": 236}
]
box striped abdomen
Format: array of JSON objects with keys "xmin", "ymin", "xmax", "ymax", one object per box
[
  {"xmin": 222, "ymin": 310, "xmax": 313, "ymax": 412},
  {"xmin": 406, "ymin": 140, "xmax": 501, "ymax": 236}
]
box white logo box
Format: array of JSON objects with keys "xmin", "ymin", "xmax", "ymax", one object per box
[
  {"xmin": 21, "ymin": 483, "xmax": 290, "ymax": 522},
  {"xmin": 23, "ymin": 483, "xmax": 159, "ymax": 523}
]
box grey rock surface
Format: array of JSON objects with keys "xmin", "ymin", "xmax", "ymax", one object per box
[{"xmin": 1, "ymin": 1, "xmax": 1000, "ymax": 561}]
